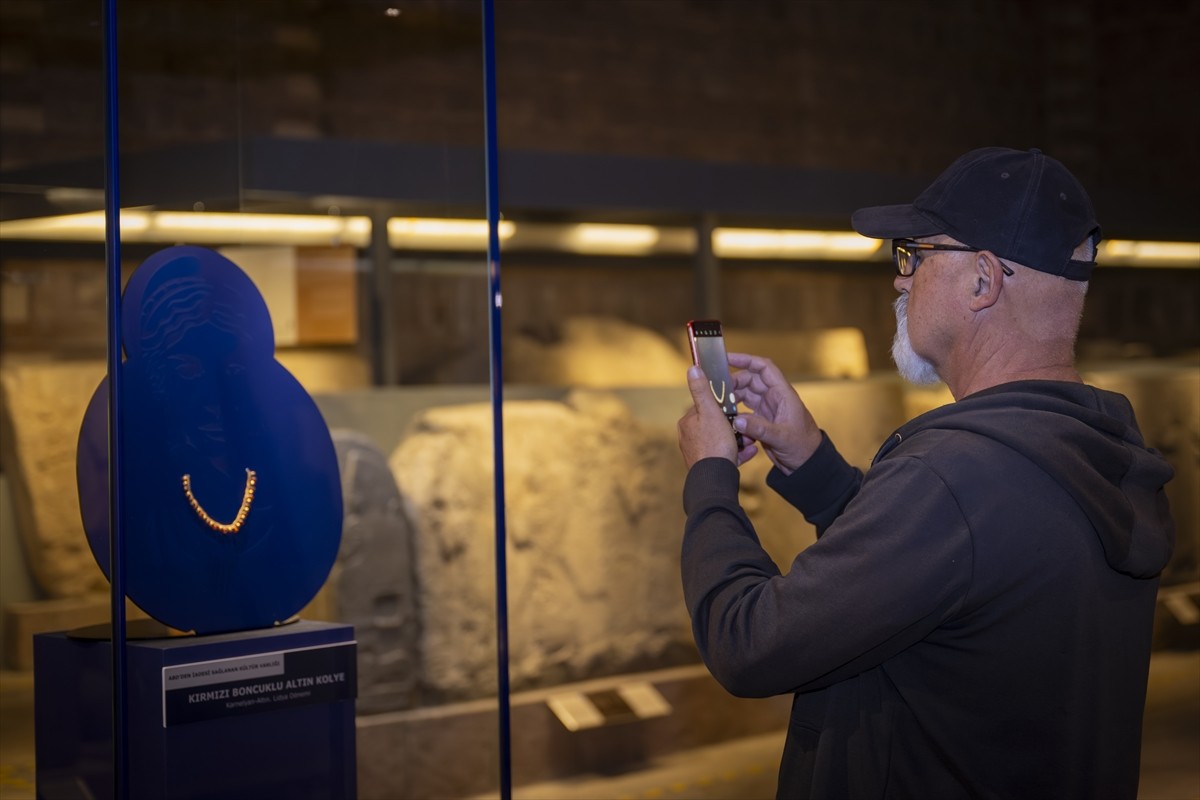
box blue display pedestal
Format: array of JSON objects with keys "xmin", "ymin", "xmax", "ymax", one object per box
[{"xmin": 34, "ymin": 619, "xmax": 356, "ymax": 800}]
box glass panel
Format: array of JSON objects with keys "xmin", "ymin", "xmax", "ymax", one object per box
[
  {"xmin": 2, "ymin": 1, "xmax": 497, "ymax": 797},
  {"xmin": 1, "ymin": 2, "xmax": 108, "ymax": 797}
]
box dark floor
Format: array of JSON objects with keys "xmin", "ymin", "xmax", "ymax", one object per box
[
  {"xmin": 3, "ymin": 651, "xmax": 1197, "ymax": 800},
  {"xmin": 495, "ymin": 650, "xmax": 1200, "ymax": 800}
]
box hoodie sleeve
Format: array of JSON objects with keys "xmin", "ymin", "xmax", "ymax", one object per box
[
  {"xmin": 766, "ymin": 431, "xmax": 863, "ymax": 536},
  {"xmin": 681, "ymin": 452, "xmax": 973, "ymax": 698}
]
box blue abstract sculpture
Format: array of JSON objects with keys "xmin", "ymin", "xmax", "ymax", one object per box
[{"xmin": 76, "ymin": 245, "xmax": 343, "ymax": 634}]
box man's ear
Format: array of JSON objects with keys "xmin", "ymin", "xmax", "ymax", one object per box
[{"xmin": 968, "ymin": 251, "xmax": 1005, "ymax": 311}]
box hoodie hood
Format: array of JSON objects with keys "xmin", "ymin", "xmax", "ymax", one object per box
[{"xmin": 878, "ymin": 380, "xmax": 1175, "ymax": 578}]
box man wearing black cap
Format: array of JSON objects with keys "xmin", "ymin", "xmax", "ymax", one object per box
[{"xmin": 677, "ymin": 147, "xmax": 1175, "ymax": 798}]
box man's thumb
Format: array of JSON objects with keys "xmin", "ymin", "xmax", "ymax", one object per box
[{"xmin": 687, "ymin": 365, "xmax": 715, "ymax": 406}]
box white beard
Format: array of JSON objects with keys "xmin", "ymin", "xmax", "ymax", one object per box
[{"xmin": 892, "ymin": 294, "xmax": 941, "ymax": 385}]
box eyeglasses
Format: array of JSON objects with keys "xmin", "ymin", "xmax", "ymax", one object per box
[{"xmin": 892, "ymin": 238, "xmax": 1014, "ymax": 277}]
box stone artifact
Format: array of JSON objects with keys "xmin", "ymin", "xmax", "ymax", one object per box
[
  {"xmin": 390, "ymin": 390, "xmax": 694, "ymax": 701},
  {"xmin": 722, "ymin": 327, "xmax": 871, "ymax": 379},
  {"xmin": 506, "ymin": 316, "xmax": 692, "ymax": 387},
  {"xmin": 0, "ymin": 359, "xmax": 109, "ymax": 598},
  {"xmin": 332, "ymin": 429, "xmax": 421, "ymax": 713}
]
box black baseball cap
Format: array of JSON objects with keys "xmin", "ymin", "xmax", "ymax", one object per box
[{"xmin": 852, "ymin": 147, "xmax": 1100, "ymax": 280}]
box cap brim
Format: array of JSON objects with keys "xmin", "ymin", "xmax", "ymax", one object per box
[{"xmin": 851, "ymin": 204, "xmax": 942, "ymax": 240}]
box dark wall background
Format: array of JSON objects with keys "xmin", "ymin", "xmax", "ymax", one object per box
[
  {"xmin": 1, "ymin": 0, "xmax": 1198, "ymax": 373},
  {"xmin": 4, "ymin": 0, "xmax": 1197, "ymax": 204}
]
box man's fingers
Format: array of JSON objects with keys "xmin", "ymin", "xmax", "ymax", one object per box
[
  {"xmin": 728, "ymin": 352, "xmax": 786, "ymax": 390},
  {"xmin": 727, "ymin": 351, "xmax": 772, "ymax": 373},
  {"xmin": 733, "ymin": 413, "xmax": 765, "ymax": 441}
]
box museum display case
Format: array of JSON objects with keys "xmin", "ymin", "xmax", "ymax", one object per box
[
  {"xmin": 1, "ymin": 2, "xmax": 1197, "ymax": 798},
  {"xmin": 0, "ymin": 2, "xmax": 497, "ymax": 797}
]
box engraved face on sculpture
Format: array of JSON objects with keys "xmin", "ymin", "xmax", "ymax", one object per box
[
  {"xmin": 76, "ymin": 245, "xmax": 342, "ymax": 634},
  {"xmin": 129, "ymin": 269, "xmax": 262, "ymax": 539}
]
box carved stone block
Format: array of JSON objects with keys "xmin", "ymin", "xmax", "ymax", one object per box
[
  {"xmin": 332, "ymin": 429, "xmax": 421, "ymax": 713},
  {"xmin": 0, "ymin": 360, "xmax": 108, "ymax": 598},
  {"xmin": 390, "ymin": 391, "xmax": 693, "ymax": 701}
]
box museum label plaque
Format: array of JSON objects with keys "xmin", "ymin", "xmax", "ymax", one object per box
[{"xmin": 162, "ymin": 640, "xmax": 356, "ymax": 726}]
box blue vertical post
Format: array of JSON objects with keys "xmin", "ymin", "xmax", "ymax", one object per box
[
  {"xmin": 101, "ymin": 1, "xmax": 129, "ymax": 797},
  {"xmin": 481, "ymin": 0, "xmax": 512, "ymax": 798}
]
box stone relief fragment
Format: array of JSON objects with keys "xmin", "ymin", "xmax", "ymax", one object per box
[{"xmin": 390, "ymin": 390, "xmax": 694, "ymax": 701}]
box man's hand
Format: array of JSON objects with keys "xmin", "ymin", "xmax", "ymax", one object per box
[
  {"xmin": 678, "ymin": 365, "xmax": 741, "ymax": 469},
  {"xmin": 727, "ymin": 352, "xmax": 822, "ymax": 475}
]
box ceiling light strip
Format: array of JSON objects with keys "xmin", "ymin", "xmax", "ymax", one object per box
[
  {"xmin": 713, "ymin": 228, "xmax": 882, "ymax": 260},
  {"xmin": 0, "ymin": 210, "xmax": 372, "ymax": 247},
  {"xmin": 1099, "ymin": 240, "xmax": 1200, "ymax": 268},
  {"xmin": 0, "ymin": 212, "xmax": 1196, "ymax": 267}
]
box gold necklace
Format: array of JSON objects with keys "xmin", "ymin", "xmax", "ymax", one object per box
[{"xmin": 181, "ymin": 468, "xmax": 257, "ymax": 534}]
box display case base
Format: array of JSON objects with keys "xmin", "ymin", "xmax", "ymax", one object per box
[{"xmin": 34, "ymin": 619, "xmax": 355, "ymax": 800}]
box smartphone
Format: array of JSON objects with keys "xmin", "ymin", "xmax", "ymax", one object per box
[{"xmin": 687, "ymin": 319, "xmax": 743, "ymax": 448}]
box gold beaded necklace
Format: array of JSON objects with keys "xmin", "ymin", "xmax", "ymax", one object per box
[{"xmin": 181, "ymin": 468, "xmax": 257, "ymax": 534}]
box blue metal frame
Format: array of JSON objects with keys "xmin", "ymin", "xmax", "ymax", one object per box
[
  {"xmin": 482, "ymin": 0, "xmax": 512, "ymax": 797},
  {"xmin": 102, "ymin": 1, "xmax": 129, "ymax": 797}
]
